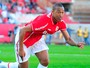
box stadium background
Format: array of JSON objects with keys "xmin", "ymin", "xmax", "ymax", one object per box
[{"xmin": 0, "ymin": 0, "xmax": 90, "ymax": 68}]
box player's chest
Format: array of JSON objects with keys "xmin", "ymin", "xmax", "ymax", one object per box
[{"xmin": 43, "ymin": 25, "xmax": 60, "ymax": 34}]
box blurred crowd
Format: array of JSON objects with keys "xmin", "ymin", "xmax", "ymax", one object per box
[
  {"xmin": 0, "ymin": 0, "xmax": 53, "ymax": 24},
  {"xmin": 77, "ymin": 26, "xmax": 90, "ymax": 45}
]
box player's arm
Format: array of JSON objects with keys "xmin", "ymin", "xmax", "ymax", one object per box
[
  {"xmin": 61, "ymin": 30, "xmax": 84, "ymax": 48},
  {"xmin": 19, "ymin": 24, "xmax": 32, "ymax": 59},
  {"xmin": 61, "ymin": 30, "xmax": 77, "ymax": 46},
  {"xmin": 19, "ymin": 25, "xmax": 32, "ymax": 49}
]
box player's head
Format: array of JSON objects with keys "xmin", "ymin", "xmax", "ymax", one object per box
[{"xmin": 52, "ymin": 3, "xmax": 65, "ymax": 22}]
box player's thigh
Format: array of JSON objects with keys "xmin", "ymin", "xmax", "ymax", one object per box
[
  {"xmin": 32, "ymin": 36, "xmax": 49, "ymax": 62},
  {"xmin": 35, "ymin": 50, "xmax": 49, "ymax": 62}
]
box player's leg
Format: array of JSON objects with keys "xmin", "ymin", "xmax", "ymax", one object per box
[
  {"xmin": 15, "ymin": 42, "xmax": 30, "ymax": 68},
  {"xmin": 15, "ymin": 43, "xmax": 30, "ymax": 68},
  {"xmin": 15, "ymin": 30, "xmax": 30, "ymax": 68},
  {"xmin": 18, "ymin": 61, "xmax": 28, "ymax": 68},
  {"xmin": 31, "ymin": 36, "xmax": 49, "ymax": 68},
  {"xmin": 35, "ymin": 50, "xmax": 49, "ymax": 68},
  {"xmin": 15, "ymin": 42, "xmax": 29, "ymax": 68}
]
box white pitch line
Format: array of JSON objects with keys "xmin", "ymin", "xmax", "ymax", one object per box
[{"xmin": 50, "ymin": 54, "xmax": 90, "ymax": 56}]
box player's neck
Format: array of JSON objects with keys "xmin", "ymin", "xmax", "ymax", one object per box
[{"xmin": 52, "ymin": 16, "xmax": 57, "ymax": 25}]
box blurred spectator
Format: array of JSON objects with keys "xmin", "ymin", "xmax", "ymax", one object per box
[
  {"xmin": 45, "ymin": 34, "xmax": 52, "ymax": 44},
  {"xmin": 1, "ymin": 9, "xmax": 8, "ymax": 18},
  {"xmin": 1, "ymin": 3, "xmax": 7, "ymax": 11},
  {"xmin": 25, "ymin": 0, "xmax": 30, "ymax": 3},
  {"xmin": 8, "ymin": 10, "xmax": 19, "ymax": 24},
  {"xmin": 59, "ymin": 32, "xmax": 66, "ymax": 44},
  {"xmin": 77, "ymin": 26, "xmax": 84, "ymax": 42},
  {"xmin": 0, "ymin": 16, "xmax": 3, "ymax": 24},
  {"xmin": 13, "ymin": 25, "xmax": 19, "ymax": 43},
  {"xmin": 67, "ymin": 26, "xmax": 74, "ymax": 37},
  {"xmin": 14, "ymin": 25, "xmax": 19, "ymax": 36},
  {"xmin": 83, "ymin": 27, "xmax": 89, "ymax": 45},
  {"xmin": 3, "ymin": 17, "xmax": 8, "ymax": 24},
  {"xmin": 11, "ymin": 0, "xmax": 17, "ymax": 3},
  {"xmin": 8, "ymin": 29, "xmax": 14, "ymax": 43},
  {"xmin": 0, "ymin": 8, "xmax": 2, "ymax": 14},
  {"xmin": 8, "ymin": 29, "xmax": 13, "ymax": 37},
  {"xmin": 59, "ymin": 32, "xmax": 63, "ymax": 39},
  {"xmin": 66, "ymin": 26, "xmax": 74, "ymax": 46},
  {"xmin": 36, "ymin": 0, "xmax": 53, "ymax": 13}
]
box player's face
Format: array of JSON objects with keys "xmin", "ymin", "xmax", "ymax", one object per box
[{"xmin": 52, "ymin": 7, "xmax": 64, "ymax": 22}]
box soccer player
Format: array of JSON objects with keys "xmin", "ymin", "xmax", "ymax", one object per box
[{"xmin": 0, "ymin": 3, "xmax": 84, "ymax": 68}]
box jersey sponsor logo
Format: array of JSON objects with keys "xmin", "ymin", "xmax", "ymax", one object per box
[{"xmin": 35, "ymin": 23, "xmax": 48, "ymax": 30}]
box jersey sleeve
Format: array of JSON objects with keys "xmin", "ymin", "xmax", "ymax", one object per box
[
  {"xmin": 30, "ymin": 15, "xmax": 48, "ymax": 32},
  {"xmin": 59, "ymin": 20, "xmax": 67, "ymax": 30}
]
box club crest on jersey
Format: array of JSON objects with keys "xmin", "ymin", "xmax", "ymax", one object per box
[
  {"xmin": 43, "ymin": 31, "xmax": 47, "ymax": 35},
  {"xmin": 55, "ymin": 26, "xmax": 59, "ymax": 31}
]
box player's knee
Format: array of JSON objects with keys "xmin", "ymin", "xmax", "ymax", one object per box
[
  {"xmin": 18, "ymin": 61, "xmax": 28, "ymax": 68},
  {"xmin": 40, "ymin": 59, "xmax": 49, "ymax": 66}
]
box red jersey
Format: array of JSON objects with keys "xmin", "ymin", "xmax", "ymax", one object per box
[{"xmin": 23, "ymin": 13, "xmax": 66, "ymax": 48}]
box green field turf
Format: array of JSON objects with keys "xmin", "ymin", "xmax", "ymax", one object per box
[{"xmin": 0, "ymin": 43, "xmax": 90, "ymax": 68}]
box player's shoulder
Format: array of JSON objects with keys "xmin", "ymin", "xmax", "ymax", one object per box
[
  {"xmin": 61, "ymin": 20, "xmax": 66, "ymax": 23},
  {"xmin": 58, "ymin": 20, "xmax": 66, "ymax": 25},
  {"xmin": 35, "ymin": 13, "xmax": 48, "ymax": 20},
  {"xmin": 40, "ymin": 13, "xmax": 51, "ymax": 18},
  {"xmin": 58, "ymin": 20, "xmax": 67, "ymax": 27},
  {"xmin": 35, "ymin": 13, "xmax": 51, "ymax": 22}
]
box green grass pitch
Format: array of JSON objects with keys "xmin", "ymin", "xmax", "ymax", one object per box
[{"xmin": 0, "ymin": 43, "xmax": 90, "ymax": 68}]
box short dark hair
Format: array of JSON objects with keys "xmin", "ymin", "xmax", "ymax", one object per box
[{"xmin": 52, "ymin": 3, "xmax": 64, "ymax": 10}]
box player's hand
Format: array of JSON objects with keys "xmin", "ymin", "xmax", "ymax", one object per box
[
  {"xmin": 19, "ymin": 49, "xmax": 26, "ymax": 61},
  {"xmin": 77, "ymin": 42, "xmax": 84, "ymax": 49}
]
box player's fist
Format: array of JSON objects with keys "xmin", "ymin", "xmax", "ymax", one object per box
[
  {"xmin": 19, "ymin": 49, "xmax": 26, "ymax": 61},
  {"xmin": 77, "ymin": 42, "xmax": 84, "ymax": 49}
]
